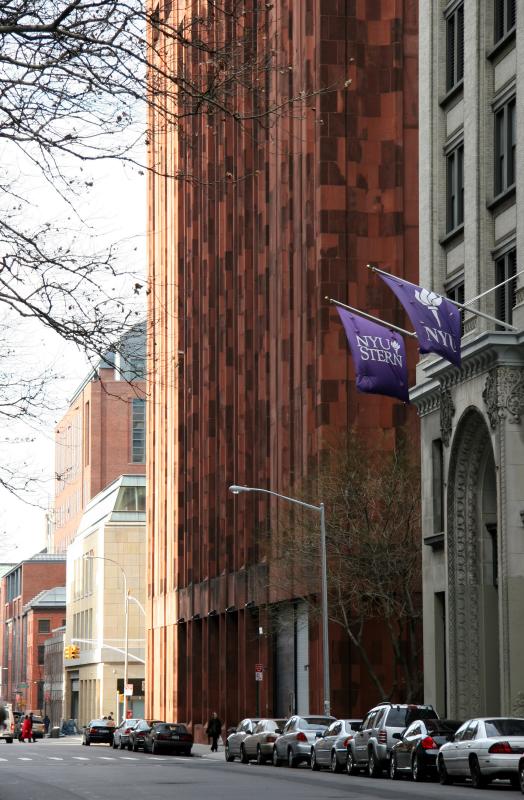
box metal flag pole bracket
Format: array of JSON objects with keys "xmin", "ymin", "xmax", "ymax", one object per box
[
  {"xmin": 325, "ymin": 296, "xmax": 417, "ymax": 338},
  {"xmin": 365, "ymin": 264, "xmax": 518, "ymax": 332}
]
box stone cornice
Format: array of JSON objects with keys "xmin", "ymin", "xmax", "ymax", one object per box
[{"xmin": 410, "ymin": 332, "xmax": 524, "ymax": 413}]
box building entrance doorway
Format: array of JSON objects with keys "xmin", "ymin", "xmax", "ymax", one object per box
[{"xmin": 447, "ymin": 409, "xmax": 500, "ymax": 718}]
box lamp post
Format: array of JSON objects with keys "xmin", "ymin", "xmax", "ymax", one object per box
[
  {"xmin": 229, "ymin": 485, "xmax": 331, "ymax": 717},
  {"xmin": 83, "ymin": 555, "xmax": 129, "ymax": 723}
]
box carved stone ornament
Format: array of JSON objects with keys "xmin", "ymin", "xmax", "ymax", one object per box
[
  {"xmin": 483, "ymin": 367, "xmax": 524, "ymax": 429},
  {"xmin": 440, "ymin": 388, "xmax": 455, "ymax": 446}
]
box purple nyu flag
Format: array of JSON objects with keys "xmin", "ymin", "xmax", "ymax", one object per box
[
  {"xmin": 378, "ymin": 272, "xmax": 461, "ymax": 367},
  {"xmin": 337, "ymin": 307, "xmax": 409, "ymax": 403}
]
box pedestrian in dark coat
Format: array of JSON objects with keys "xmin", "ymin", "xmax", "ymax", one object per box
[
  {"xmin": 20, "ymin": 716, "xmax": 32, "ymax": 743},
  {"xmin": 205, "ymin": 712, "xmax": 222, "ymax": 752},
  {"xmin": 28, "ymin": 712, "xmax": 36, "ymax": 742},
  {"xmin": 43, "ymin": 715, "xmax": 50, "ymax": 734}
]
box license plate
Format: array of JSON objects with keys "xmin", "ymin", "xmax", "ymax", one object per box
[{"xmin": 171, "ymin": 734, "xmax": 180, "ymax": 740}]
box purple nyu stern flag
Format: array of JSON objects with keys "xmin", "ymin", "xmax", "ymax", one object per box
[
  {"xmin": 336, "ymin": 307, "xmax": 409, "ymax": 403},
  {"xmin": 378, "ymin": 272, "xmax": 461, "ymax": 367}
]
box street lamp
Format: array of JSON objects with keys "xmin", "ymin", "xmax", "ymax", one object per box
[
  {"xmin": 229, "ymin": 485, "xmax": 331, "ymax": 717},
  {"xmin": 83, "ymin": 555, "xmax": 129, "ymax": 724}
]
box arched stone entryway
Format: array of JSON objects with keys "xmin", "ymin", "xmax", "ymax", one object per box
[{"xmin": 447, "ymin": 408, "xmax": 500, "ymax": 718}]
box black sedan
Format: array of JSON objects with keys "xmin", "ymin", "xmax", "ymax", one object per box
[
  {"xmin": 82, "ymin": 720, "xmax": 114, "ymax": 746},
  {"xmin": 390, "ymin": 718, "xmax": 462, "ymax": 781},
  {"xmin": 128, "ymin": 719, "xmax": 163, "ymax": 751},
  {"xmin": 144, "ymin": 723, "xmax": 193, "ymax": 755}
]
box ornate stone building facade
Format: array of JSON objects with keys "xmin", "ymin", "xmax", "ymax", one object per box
[
  {"xmin": 414, "ymin": 0, "xmax": 524, "ymax": 717},
  {"xmin": 147, "ymin": 0, "xmax": 419, "ymax": 733}
]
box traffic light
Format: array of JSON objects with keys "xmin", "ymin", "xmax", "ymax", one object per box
[
  {"xmin": 64, "ymin": 645, "xmax": 71, "ymax": 659},
  {"xmin": 71, "ymin": 645, "xmax": 80, "ymax": 659}
]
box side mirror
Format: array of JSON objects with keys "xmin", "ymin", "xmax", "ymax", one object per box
[
  {"xmin": 392, "ymin": 732, "xmax": 401, "ymax": 740},
  {"xmin": 315, "ymin": 731, "xmax": 323, "ymax": 739},
  {"xmin": 275, "ymin": 729, "xmax": 282, "ymax": 735},
  {"xmin": 246, "ymin": 728, "xmax": 253, "ymax": 735}
]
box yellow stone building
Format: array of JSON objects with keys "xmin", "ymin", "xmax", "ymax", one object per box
[{"xmin": 64, "ymin": 475, "xmax": 146, "ymax": 726}]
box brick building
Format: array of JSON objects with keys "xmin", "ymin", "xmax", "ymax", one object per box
[
  {"xmin": 147, "ymin": 0, "xmax": 419, "ymax": 731},
  {"xmin": 0, "ymin": 555, "xmax": 66, "ymax": 711},
  {"xmin": 22, "ymin": 587, "xmax": 66, "ymax": 714},
  {"xmin": 52, "ymin": 323, "xmax": 146, "ymax": 553}
]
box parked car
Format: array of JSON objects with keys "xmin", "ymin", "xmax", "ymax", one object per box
[
  {"xmin": 29, "ymin": 715, "xmax": 45, "ymax": 739},
  {"xmin": 225, "ymin": 718, "xmax": 260, "ymax": 762},
  {"xmin": 0, "ymin": 704, "xmax": 14, "ymax": 743},
  {"xmin": 311, "ymin": 718, "xmax": 362, "ymax": 773},
  {"xmin": 272, "ymin": 715, "xmax": 335, "ymax": 768},
  {"xmin": 112, "ymin": 718, "xmax": 141, "ymax": 749},
  {"xmin": 438, "ymin": 717, "xmax": 524, "ymax": 789},
  {"xmin": 82, "ymin": 720, "xmax": 114, "ymax": 746},
  {"xmin": 128, "ymin": 719, "xmax": 163, "ymax": 752},
  {"xmin": 13, "ymin": 712, "xmax": 44, "ymax": 739},
  {"xmin": 240, "ymin": 718, "xmax": 286, "ymax": 764},
  {"xmin": 389, "ymin": 718, "xmax": 462, "ymax": 781},
  {"xmin": 144, "ymin": 722, "xmax": 193, "ymax": 755},
  {"xmin": 347, "ymin": 702, "xmax": 438, "ymax": 777}
]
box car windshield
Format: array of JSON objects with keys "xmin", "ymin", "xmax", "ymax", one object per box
[
  {"xmin": 426, "ymin": 719, "xmax": 462, "ymax": 735},
  {"xmin": 485, "ymin": 719, "xmax": 524, "ymax": 737},
  {"xmin": 301, "ymin": 718, "xmax": 333, "ymax": 730},
  {"xmin": 90, "ymin": 721, "xmax": 109, "ymax": 727},
  {"xmin": 386, "ymin": 707, "xmax": 436, "ymax": 727},
  {"xmin": 267, "ymin": 720, "xmax": 286, "ymax": 731}
]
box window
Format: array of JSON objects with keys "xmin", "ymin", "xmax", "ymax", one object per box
[
  {"xmin": 495, "ymin": 0, "xmax": 516, "ymax": 43},
  {"xmin": 446, "ymin": 143, "xmax": 464, "ymax": 231},
  {"xmin": 446, "ymin": 278, "xmax": 465, "ymax": 334},
  {"xmin": 446, "ymin": 4, "xmax": 464, "ymax": 92},
  {"xmin": 84, "ymin": 401, "xmax": 90, "ymax": 466},
  {"xmin": 131, "ymin": 398, "xmax": 146, "ymax": 463},
  {"xmin": 495, "ymin": 98, "xmax": 516, "ymax": 195},
  {"xmin": 38, "ymin": 619, "xmax": 50, "ymax": 634},
  {"xmin": 37, "ymin": 645, "xmax": 45, "ymax": 665},
  {"xmin": 495, "ymin": 249, "xmax": 517, "ymax": 327},
  {"xmin": 462, "ymin": 721, "xmax": 478, "ymax": 741}
]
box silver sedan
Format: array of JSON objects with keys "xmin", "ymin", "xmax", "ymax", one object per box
[
  {"xmin": 272, "ymin": 715, "xmax": 335, "ymax": 768},
  {"xmin": 438, "ymin": 717, "xmax": 524, "ymax": 788},
  {"xmin": 311, "ymin": 718, "xmax": 362, "ymax": 772},
  {"xmin": 225, "ymin": 718, "xmax": 260, "ymax": 762},
  {"xmin": 241, "ymin": 718, "xmax": 286, "ymax": 764}
]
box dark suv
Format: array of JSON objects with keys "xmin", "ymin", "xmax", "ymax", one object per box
[{"xmin": 347, "ymin": 703, "xmax": 438, "ymax": 777}]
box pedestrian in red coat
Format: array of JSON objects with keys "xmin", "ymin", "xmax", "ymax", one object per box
[{"xmin": 20, "ymin": 716, "xmax": 32, "ymax": 743}]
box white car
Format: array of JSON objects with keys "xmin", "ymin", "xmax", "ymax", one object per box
[
  {"xmin": 438, "ymin": 717, "xmax": 524, "ymax": 789},
  {"xmin": 272, "ymin": 715, "xmax": 335, "ymax": 768}
]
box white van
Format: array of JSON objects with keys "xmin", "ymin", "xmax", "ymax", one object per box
[{"xmin": 0, "ymin": 705, "xmax": 15, "ymax": 743}]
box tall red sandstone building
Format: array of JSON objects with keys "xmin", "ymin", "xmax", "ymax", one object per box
[
  {"xmin": 147, "ymin": 0, "xmax": 419, "ymax": 731},
  {"xmin": 52, "ymin": 325, "xmax": 146, "ymax": 552}
]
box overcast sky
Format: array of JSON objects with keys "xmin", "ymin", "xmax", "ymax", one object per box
[{"xmin": 0, "ymin": 158, "xmax": 146, "ymax": 564}]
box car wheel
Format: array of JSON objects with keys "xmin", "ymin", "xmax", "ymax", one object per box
[
  {"xmin": 390, "ymin": 753, "xmax": 400, "ymax": 780},
  {"xmin": 240, "ymin": 744, "xmax": 249, "ymax": 764},
  {"xmin": 368, "ymin": 749, "xmax": 381, "ymax": 778},
  {"xmin": 509, "ymin": 774, "xmax": 519, "ymax": 790},
  {"xmin": 85, "ymin": 740, "xmax": 90, "ymax": 746},
  {"xmin": 438, "ymin": 755, "xmax": 452, "ymax": 785},
  {"xmin": 6, "ymin": 739, "xmax": 12, "ymax": 744},
  {"xmin": 470, "ymin": 756, "xmax": 489, "ymax": 789},
  {"xmin": 346, "ymin": 749, "xmax": 359, "ymax": 776},
  {"xmin": 225, "ymin": 744, "xmax": 234, "ymax": 762},
  {"xmin": 256, "ymin": 746, "xmax": 265, "ymax": 766},
  {"xmin": 330, "ymin": 750, "xmax": 341, "ymax": 773},
  {"xmin": 133, "ymin": 741, "xmax": 138, "ymax": 752},
  {"xmin": 310, "ymin": 748, "xmax": 320, "ymax": 771},
  {"xmin": 412, "ymin": 755, "xmax": 424, "ymax": 782},
  {"xmin": 152, "ymin": 741, "xmax": 157, "ymax": 755},
  {"xmin": 519, "ymin": 761, "xmax": 524, "ymax": 794},
  {"xmin": 119, "ymin": 740, "xmax": 125, "ymax": 750},
  {"xmin": 272, "ymin": 747, "xmax": 280, "ymax": 767},
  {"xmin": 112, "ymin": 738, "xmax": 117, "ymax": 749},
  {"xmin": 287, "ymin": 748, "xmax": 297, "ymax": 768}
]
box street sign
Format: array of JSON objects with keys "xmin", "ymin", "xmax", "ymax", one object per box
[
  {"xmin": 255, "ymin": 664, "xmax": 263, "ymax": 672},
  {"xmin": 255, "ymin": 672, "xmax": 263, "ymax": 682},
  {"xmin": 124, "ymin": 684, "xmax": 133, "ymax": 697}
]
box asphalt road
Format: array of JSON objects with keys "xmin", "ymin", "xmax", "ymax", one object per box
[{"xmin": 0, "ymin": 738, "xmax": 519, "ymax": 800}]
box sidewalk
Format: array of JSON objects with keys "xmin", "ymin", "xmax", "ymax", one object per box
[{"xmin": 192, "ymin": 743, "xmax": 225, "ymax": 760}]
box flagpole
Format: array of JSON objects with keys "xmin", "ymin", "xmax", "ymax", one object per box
[
  {"xmin": 463, "ymin": 269, "xmax": 524, "ymax": 307},
  {"xmin": 326, "ymin": 297, "xmax": 417, "ymax": 338},
  {"xmin": 366, "ymin": 264, "xmax": 518, "ymax": 332}
]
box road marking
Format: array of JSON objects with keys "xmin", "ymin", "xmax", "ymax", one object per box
[
  {"xmin": 48, "ymin": 757, "xmax": 63, "ymax": 761},
  {"xmin": 72, "ymin": 757, "xmax": 90, "ymax": 760},
  {"xmin": 18, "ymin": 757, "xmax": 32, "ymax": 761},
  {"xmin": 98, "ymin": 756, "xmax": 115, "ymax": 760},
  {"xmin": 0, "ymin": 758, "xmax": 7, "ymax": 762},
  {"xmin": 149, "ymin": 757, "xmax": 167, "ymax": 761},
  {"xmin": 119, "ymin": 756, "xmax": 138, "ymax": 760}
]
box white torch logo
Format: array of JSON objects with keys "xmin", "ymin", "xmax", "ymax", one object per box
[{"xmin": 415, "ymin": 288, "xmax": 442, "ymax": 327}]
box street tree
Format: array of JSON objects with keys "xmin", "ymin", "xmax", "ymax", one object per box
[
  {"xmin": 268, "ymin": 431, "xmax": 422, "ymax": 703},
  {"xmin": 0, "ymin": 0, "xmax": 334, "ymax": 494}
]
